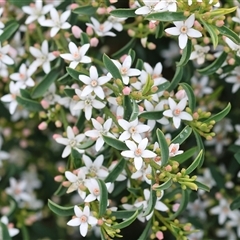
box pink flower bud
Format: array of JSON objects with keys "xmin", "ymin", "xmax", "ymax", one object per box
[
  {"xmin": 70, "ymin": 3, "xmax": 79, "ymax": 10},
  {"xmin": 86, "ymin": 26, "xmax": 94, "ymax": 36},
  {"xmin": 72, "ymin": 126, "xmax": 79, "ymax": 135},
  {"xmin": 62, "ymin": 181, "xmax": 71, "ymax": 187},
  {"xmin": 71, "ymin": 25, "xmax": 82, "ymax": 38},
  {"xmin": 122, "ymin": 86, "xmax": 131, "ymax": 95},
  {"xmin": 148, "ymin": 21, "xmax": 156, "ymax": 29},
  {"xmin": 54, "ymin": 175, "xmax": 64, "ymax": 182},
  {"xmin": 147, "ymin": 42, "xmax": 156, "ymax": 50},
  {"xmin": 52, "ymin": 51, "xmax": 60, "ymax": 57},
  {"xmin": 40, "ymin": 99, "xmax": 49, "ymax": 109},
  {"xmin": 156, "ymin": 231, "xmax": 164, "ymax": 240},
  {"xmin": 175, "ymin": 89, "xmax": 187, "ymax": 100},
  {"xmin": 138, "ymin": 105, "xmax": 144, "ymax": 112},
  {"xmin": 58, "ymin": 166, "xmax": 65, "ymax": 173},
  {"xmin": 97, "ymin": 7, "xmax": 106, "ymax": 15},
  {"xmin": 71, "ymin": 83, "xmax": 79, "ymax": 89},
  {"xmin": 38, "ymin": 122, "xmax": 48, "ymax": 130},
  {"xmin": 96, "ymin": 116, "xmax": 104, "ymax": 124},
  {"xmin": 172, "ymin": 203, "xmax": 180, "ymax": 212},
  {"xmin": 110, "ymin": 0, "xmax": 118, "ymax": 3},
  {"xmin": 0, "ymin": 0, "xmax": 6, "ymax": 6},
  {"xmin": 28, "ymin": 23, "xmax": 36, "ymax": 31},
  {"xmin": 55, "ymin": 120, "xmax": 62, "ymax": 128},
  {"xmin": 20, "ymin": 140, "xmax": 28, "ymax": 148},
  {"xmin": 52, "ymin": 134, "xmax": 61, "ymax": 140},
  {"xmin": 120, "ymin": 54, "xmax": 127, "ymax": 63},
  {"xmin": 90, "ymin": 37, "xmax": 99, "ymax": 47}
]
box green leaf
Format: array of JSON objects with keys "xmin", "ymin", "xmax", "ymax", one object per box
[
  {"xmin": 103, "ymin": 54, "xmax": 122, "ymax": 80},
  {"xmin": 48, "ymin": 199, "xmax": 74, "ymax": 216},
  {"xmin": 198, "ymin": 51, "xmax": 227, "ymax": 75},
  {"xmin": 0, "ymin": 21, "xmax": 19, "ymax": 42},
  {"xmin": 73, "ymin": 5, "xmax": 98, "ymax": 15},
  {"xmin": 170, "ymin": 189, "xmax": 190, "ymax": 220},
  {"xmin": 230, "ymin": 196, "xmax": 240, "ymax": 210},
  {"xmin": 139, "ymin": 111, "xmax": 163, "ymax": 120},
  {"xmin": 31, "ymin": 68, "xmax": 60, "ymax": 99},
  {"xmin": 66, "ymin": 67, "xmax": 87, "ymax": 80},
  {"xmin": 209, "ymin": 164, "xmax": 225, "ymax": 189},
  {"xmin": 9, "ymin": 0, "xmax": 32, "ymax": 7},
  {"xmin": 177, "ymin": 40, "xmax": 192, "ymax": 67},
  {"xmin": 156, "ymin": 81, "xmax": 170, "ymax": 93},
  {"xmin": 128, "ymin": 49, "xmax": 136, "ymax": 63},
  {"xmin": 57, "ymin": 72, "xmax": 72, "ymax": 84},
  {"xmin": 0, "ymin": 222, "xmax": 11, "ymax": 240},
  {"xmin": 136, "ymin": 59, "xmax": 144, "ymax": 70},
  {"xmin": 71, "ymin": 148, "xmax": 82, "ymax": 169},
  {"xmin": 234, "ymin": 152, "xmax": 240, "ymax": 165},
  {"xmin": 210, "ymin": 7, "xmax": 237, "ymax": 17},
  {"xmin": 203, "ymin": 103, "xmax": 231, "ymax": 123},
  {"xmin": 102, "ymin": 135, "xmax": 128, "ymax": 151},
  {"xmin": 127, "ymin": 187, "xmax": 141, "ymax": 197},
  {"xmin": 16, "ymin": 96, "xmax": 43, "ymax": 111},
  {"xmin": 80, "ymin": 32, "xmax": 90, "ymax": 44},
  {"xmin": 20, "ymin": 88, "xmax": 31, "ymax": 98},
  {"xmin": 129, "ymin": 100, "xmax": 139, "ymax": 122},
  {"xmin": 112, "ymin": 38, "xmax": 136, "ymax": 59},
  {"xmin": 147, "ymin": 11, "xmax": 186, "ymax": 22},
  {"xmin": 142, "ymin": 188, "xmax": 157, "ymax": 217},
  {"xmin": 171, "ymin": 147, "xmax": 197, "ymax": 164},
  {"xmin": 138, "ymin": 219, "xmax": 152, "ymax": 240},
  {"xmin": 156, "ymin": 129, "xmax": 169, "ymax": 166},
  {"xmin": 111, "ymin": 208, "xmax": 141, "ymax": 219},
  {"xmin": 112, "ymin": 209, "xmax": 139, "ymax": 229},
  {"xmin": 200, "ymin": 21, "xmax": 218, "ymax": 49},
  {"xmin": 217, "ymin": 25, "xmax": 240, "ymax": 44},
  {"xmin": 179, "ymin": 82, "xmax": 196, "ymax": 111},
  {"xmin": 142, "ymin": 74, "xmax": 153, "ymax": 96},
  {"xmin": 78, "ymin": 140, "xmax": 95, "ymax": 150},
  {"xmin": 105, "ymin": 158, "xmax": 126, "ymax": 183},
  {"xmin": 167, "ymin": 66, "xmax": 183, "ymax": 92},
  {"xmin": 64, "ymin": 88, "xmax": 75, "ymax": 97},
  {"xmin": 194, "ymin": 181, "xmax": 210, "ymax": 192},
  {"xmin": 54, "ymin": 184, "xmax": 67, "ymax": 196},
  {"xmin": 193, "ymin": 130, "xmax": 205, "ymax": 167},
  {"xmin": 110, "ymin": 8, "xmax": 137, "ymax": 18},
  {"xmin": 171, "ymin": 126, "xmax": 192, "ymax": 145},
  {"xmin": 97, "ymin": 179, "xmax": 108, "ymax": 217},
  {"xmin": 123, "ymin": 95, "xmax": 132, "ymax": 121},
  {"xmin": 154, "ymin": 177, "xmax": 172, "ymax": 191},
  {"xmin": 155, "ymin": 21, "xmax": 164, "ymax": 38},
  {"xmin": 185, "ymin": 150, "xmax": 203, "ymax": 175}
]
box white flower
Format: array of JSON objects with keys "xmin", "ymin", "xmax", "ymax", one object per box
[
  {"xmin": 10, "ymin": 63, "xmax": 36, "ymax": 88},
  {"xmin": 118, "ymin": 118, "xmax": 150, "ymax": 143},
  {"xmin": 60, "ymin": 42, "xmax": 91, "ymax": 69},
  {"xmin": 225, "ymin": 66, "xmax": 240, "ymax": 93},
  {"xmin": 73, "ymin": 89, "xmax": 105, "ymax": 120},
  {"xmin": 131, "ymin": 163, "xmax": 152, "ymax": 185},
  {"xmin": 232, "ymin": 7, "xmax": 240, "ymax": 24},
  {"xmin": 67, "ymin": 205, "xmax": 98, "ymax": 237},
  {"xmin": 197, "ymin": 168, "xmax": 216, "ymax": 195},
  {"xmin": 0, "ymin": 43, "xmax": 14, "ymax": 65},
  {"xmin": 154, "ymin": 0, "xmax": 177, "ymax": 12},
  {"xmin": 227, "ymin": 211, "xmax": 240, "ymax": 238},
  {"xmin": 22, "ymin": 1, "xmax": 52, "ymax": 24},
  {"xmin": 85, "ymin": 118, "xmax": 114, "ymax": 152},
  {"xmin": 106, "ymin": 15, "xmax": 126, "ymax": 32},
  {"xmin": 191, "ymin": 75, "xmax": 213, "ymax": 97},
  {"xmin": 43, "ymin": 83, "xmax": 61, "ymax": 105},
  {"xmin": 109, "ymin": 55, "xmax": 141, "ymax": 85},
  {"xmin": 190, "ymin": 44, "xmax": 210, "ymax": 64},
  {"xmin": 163, "ymin": 97, "xmax": 193, "ymax": 129},
  {"xmin": 81, "ymin": 154, "xmax": 108, "ymax": 179},
  {"xmin": 1, "ymin": 81, "xmax": 20, "ymax": 115},
  {"xmin": 165, "ymin": 14, "xmax": 202, "ymax": 49},
  {"xmin": 1, "ymin": 216, "xmax": 19, "ymax": 237},
  {"xmin": 41, "ymin": 8, "xmax": 71, "ymax": 37},
  {"xmin": 225, "ymin": 37, "xmax": 240, "ymax": 57},
  {"xmin": 29, "ymin": 40, "xmax": 56, "ymax": 74},
  {"xmin": 65, "ymin": 169, "xmax": 87, "ymax": 199},
  {"xmin": 55, "ymin": 126, "xmax": 86, "ymax": 158},
  {"xmin": 79, "ymin": 66, "xmax": 111, "ymax": 99},
  {"xmin": 121, "ymin": 138, "xmax": 157, "ymax": 170},
  {"xmin": 169, "ymin": 143, "xmax": 183, "ymax": 157},
  {"xmin": 86, "ymin": 17, "xmax": 116, "ymax": 37},
  {"xmin": 135, "ymin": 0, "xmax": 159, "ymax": 15}
]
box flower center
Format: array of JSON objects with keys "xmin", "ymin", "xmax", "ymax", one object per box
[
  {"xmin": 173, "ymin": 108, "xmax": 181, "ymax": 116},
  {"xmin": 134, "ymin": 148, "xmax": 142, "ymax": 157},
  {"xmin": 20, "ymin": 73, "xmax": 26, "ymax": 80},
  {"xmin": 180, "ymin": 26, "xmax": 188, "ymax": 34},
  {"xmin": 121, "ymin": 67, "xmax": 128, "ymax": 75},
  {"xmin": 93, "ymin": 187, "xmax": 100, "ymax": 196},
  {"xmin": 80, "ymin": 215, "xmax": 88, "ymax": 223},
  {"xmin": 85, "ymin": 98, "xmax": 92, "ymax": 106},
  {"xmin": 69, "ymin": 139, "xmax": 77, "ymax": 147},
  {"xmin": 129, "ymin": 126, "xmax": 137, "ymax": 134},
  {"xmin": 90, "ymin": 80, "xmax": 98, "ymax": 87},
  {"xmin": 73, "ymin": 51, "xmax": 80, "ymax": 60}
]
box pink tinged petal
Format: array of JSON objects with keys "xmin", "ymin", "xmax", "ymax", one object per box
[
  {"xmin": 104, "ymin": 119, "xmax": 112, "ymax": 131},
  {"xmin": 42, "ymin": 19, "xmax": 54, "ymax": 27},
  {"xmin": 94, "ymin": 86, "xmax": 105, "ymax": 99},
  {"xmin": 127, "ymin": 68, "xmax": 141, "ymax": 76},
  {"xmin": 55, "ymin": 137, "xmax": 69, "ymax": 145},
  {"xmin": 98, "ymin": 169, "xmax": 108, "ymax": 178},
  {"xmin": 61, "ymin": 22, "xmax": 71, "ymax": 29},
  {"xmin": 91, "ymin": 118, "xmax": 103, "ymax": 130},
  {"xmin": 121, "ymin": 150, "xmax": 135, "ymax": 158},
  {"xmin": 60, "ymin": 53, "xmax": 74, "ymax": 61},
  {"xmin": 83, "ymin": 205, "xmax": 90, "ymax": 216},
  {"xmin": 61, "ymin": 10, "xmax": 71, "ymax": 23},
  {"xmin": 79, "ymin": 75, "xmax": 91, "ymax": 85},
  {"xmin": 94, "ymin": 155, "xmax": 104, "ymax": 167},
  {"xmin": 134, "ymin": 156, "xmax": 143, "ymax": 170},
  {"xmin": 25, "ymin": 16, "xmax": 38, "ymax": 24},
  {"xmin": 177, "ymin": 98, "xmax": 187, "ymax": 111},
  {"xmin": 90, "ymin": 17, "xmax": 100, "ymax": 28},
  {"xmin": 62, "ymin": 146, "xmax": 71, "ymax": 158},
  {"xmin": 84, "ymin": 106, "xmax": 92, "ymax": 120},
  {"xmin": 138, "ymin": 138, "xmax": 148, "ymax": 150},
  {"xmin": 118, "ymin": 119, "xmax": 130, "ymax": 130},
  {"xmin": 96, "ymin": 137, "xmax": 104, "ymax": 151},
  {"xmin": 22, "ymin": 6, "xmax": 34, "ymax": 15},
  {"xmin": 50, "ymin": 27, "xmax": 60, "ymax": 37},
  {"xmin": 88, "ymin": 216, "xmax": 98, "ymax": 225},
  {"xmin": 163, "ymin": 110, "xmax": 173, "ymax": 118},
  {"xmin": 82, "ymin": 154, "xmax": 93, "ymax": 168},
  {"xmin": 168, "ymin": 97, "xmax": 177, "ymax": 110},
  {"xmin": 125, "ymin": 140, "xmax": 137, "ymax": 151},
  {"xmin": 80, "ymin": 56, "xmax": 91, "ymax": 63},
  {"xmin": 41, "ymin": 40, "xmax": 48, "ymax": 55},
  {"xmin": 165, "ymin": 27, "xmax": 180, "ymax": 36},
  {"xmin": 187, "ymin": 28, "xmax": 202, "ymax": 38},
  {"xmin": 75, "ymin": 134, "xmax": 85, "ymax": 142},
  {"xmin": 65, "ymin": 171, "xmax": 77, "ymax": 182},
  {"xmin": 42, "ymin": 4, "xmax": 53, "ymax": 14},
  {"xmin": 80, "ymin": 222, "xmax": 88, "ymax": 237},
  {"xmin": 179, "ymin": 112, "xmax": 193, "ymax": 121},
  {"xmin": 173, "ymin": 116, "xmax": 181, "ymax": 129},
  {"xmin": 122, "ymin": 55, "xmax": 132, "ymax": 69},
  {"xmin": 85, "ymin": 130, "xmax": 100, "ymax": 138},
  {"xmin": 142, "ymin": 150, "xmax": 157, "ymax": 158},
  {"xmin": 178, "ymin": 33, "xmax": 188, "ymax": 49},
  {"xmin": 185, "ymin": 14, "xmax": 195, "ymax": 28},
  {"xmin": 67, "ymin": 218, "xmax": 81, "ymax": 226},
  {"xmin": 122, "ymin": 75, "xmax": 130, "ymax": 85},
  {"xmin": 154, "ymin": 62, "xmax": 163, "ymax": 76},
  {"xmin": 132, "ymin": 133, "xmax": 142, "ymax": 143},
  {"xmin": 136, "ymin": 125, "xmax": 150, "ymax": 133}
]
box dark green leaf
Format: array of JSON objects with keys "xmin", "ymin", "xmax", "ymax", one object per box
[
  {"xmin": 230, "ymin": 196, "xmax": 240, "ymax": 210},
  {"xmin": 209, "ymin": 164, "xmax": 225, "ymax": 189},
  {"xmin": 167, "ymin": 66, "xmax": 183, "ymax": 92},
  {"xmin": 80, "ymin": 32, "xmax": 90, "ymax": 44},
  {"xmin": 48, "ymin": 199, "xmax": 74, "ymax": 216},
  {"xmin": 66, "ymin": 67, "xmax": 87, "ymax": 80},
  {"xmin": 31, "ymin": 67, "xmax": 60, "ymax": 99},
  {"xmin": 57, "ymin": 72, "xmax": 72, "ymax": 84},
  {"xmin": 110, "ymin": 8, "xmax": 137, "ymax": 18},
  {"xmin": 200, "ymin": 21, "xmax": 218, "ymax": 49},
  {"xmin": 195, "ymin": 181, "xmax": 210, "ymax": 192},
  {"xmin": 138, "ymin": 219, "xmax": 152, "ymax": 240},
  {"xmin": 102, "ymin": 135, "xmax": 128, "ymax": 150},
  {"xmin": 193, "ymin": 129, "xmax": 205, "ymax": 168},
  {"xmin": 155, "ymin": 21, "xmax": 164, "ymax": 39},
  {"xmin": 78, "ymin": 140, "xmax": 95, "ymax": 149},
  {"xmin": 123, "ymin": 95, "xmax": 132, "ymax": 121},
  {"xmin": 9, "ymin": 0, "xmax": 32, "ymax": 7},
  {"xmin": 20, "ymin": 88, "xmax": 31, "ymax": 98},
  {"xmin": 234, "ymin": 152, "xmax": 240, "ymax": 165},
  {"xmin": 103, "ymin": 54, "xmax": 122, "ymax": 80},
  {"xmin": 64, "ymin": 88, "xmax": 75, "ymax": 97},
  {"xmin": 198, "ymin": 51, "xmax": 227, "ymax": 75},
  {"xmin": 156, "ymin": 81, "xmax": 170, "ymax": 93},
  {"xmin": 179, "ymin": 82, "xmax": 196, "ymax": 111},
  {"xmin": 217, "ymin": 25, "xmax": 240, "ymax": 44},
  {"xmin": 171, "ymin": 126, "xmax": 192, "ymax": 145},
  {"xmin": 136, "ymin": 59, "xmax": 144, "ymax": 70},
  {"xmin": 177, "ymin": 40, "xmax": 192, "ymax": 67},
  {"xmin": 97, "ymin": 179, "xmax": 108, "ymax": 217},
  {"xmin": 127, "ymin": 187, "xmax": 141, "ymax": 197},
  {"xmin": 156, "ymin": 128, "xmax": 169, "ymax": 166},
  {"xmin": 16, "ymin": 96, "xmax": 43, "ymax": 111},
  {"xmin": 139, "ymin": 111, "xmax": 163, "ymax": 120},
  {"xmin": 105, "ymin": 158, "xmax": 126, "ymax": 183},
  {"xmin": 185, "ymin": 150, "xmax": 203, "ymax": 175},
  {"xmin": 128, "ymin": 49, "xmax": 136, "ymax": 63},
  {"xmin": 154, "ymin": 177, "xmax": 172, "ymax": 191},
  {"xmin": 111, "ymin": 208, "xmax": 141, "ymax": 219},
  {"xmin": 171, "ymin": 147, "xmax": 197, "ymax": 164},
  {"xmin": 54, "ymin": 184, "xmax": 67, "ymax": 196},
  {"xmin": 73, "ymin": 5, "xmax": 98, "ymax": 15},
  {"xmin": 147, "ymin": 11, "xmax": 186, "ymax": 22},
  {"xmin": 0, "ymin": 21, "xmax": 19, "ymax": 42},
  {"xmin": 0, "ymin": 222, "xmax": 11, "ymax": 240},
  {"xmin": 112, "ymin": 38, "xmax": 136, "ymax": 59}
]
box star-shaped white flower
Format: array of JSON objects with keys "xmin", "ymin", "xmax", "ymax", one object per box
[
  {"xmin": 73, "ymin": 89, "xmax": 105, "ymax": 120},
  {"xmin": 135, "ymin": 0, "xmax": 159, "ymax": 15},
  {"xmin": 85, "ymin": 118, "xmax": 114, "ymax": 152},
  {"xmin": 60, "ymin": 42, "xmax": 91, "ymax": 69},
  {"xmin": 29, "ymin": 40, "xmax": 56, "ymax": 74},
  {"xmin": 154, "ymin": 0, "xmax": 177, "ymax": 12},
  {"xmin": 67, "ymin": 205, "xmax": 98, "ymax": 237},
  {"xmin": 79, "ymin": 66, "xmax": 111, "ymax": 99},
  {"xmin": 169, "ymin": 143, "xmax": 183, "ymax": 157},
  {"xmin": 55, "ymin": 126, "xmax": 85, "ymax": 158},
  {"xmin": 165, "ymin": 14, "xmax": 202, "ymax": 49},
  {"xmin": 163, "ymin": 97, "xmax": 193, "ymax": 129},
  {"xmin": 121, "ymin": 138, "xmax": 157, "ymax": 170},
  {"xmin": 22, "ymin": 1, "xmax": 52, "ymax": 25},
  {"xmin": 0, "ymin": 43, "xmax": 14, "ymax": 65},
  {"xmin": 225, "ymin": 37, "xmax": 240, "ymax": 57},
  {"xmin": 41, "ymin": 8, "xmax": 71, "ymax": 37},
  {"xmin": 118, "ymin": 118, "xmax": 150, "ymax": 143},
  {"xmin": 190, "ymin": 44, "xmax": 210, "ymax": 65}
]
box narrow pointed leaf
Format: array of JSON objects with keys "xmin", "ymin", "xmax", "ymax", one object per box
[
  {"xmin": 200, "ymin": 21, "xmax": 218, "ymax": 49},
  {"xmin": 154, "ymin": 177, "xmax": 172, "ymax": 191},
  {"xmin": 179, "ymin": 82, "xmax": 196, "ymax": 111},
  {"xmin": 171, "ymin": 147, "xmax": 198, "ymax": 164},
  {"xmin": 110, "ymin": 8, "xmax": 137, "ymax": 18},
  {"xmin": 156, "ymin": 81, "xmax": 170, "ymax": 93},
  {"xmin": 103, "ymin": 54, "xmax": 122, "ymax": 80},
  {"xmin": 78, "ymin": 140, "xmax": 95, "ymax": 149},
  {"xmin": 73, "ymin": 5, "xmax": 98, "ymax": 15},
  {"xmin": 230, "ymin": 196, "xmax": 240, "ymax": 210},
  {"xmin": 0, "ymin": 222, "xmax": 11, "ymax": 240},
  {"xmin": 105, "ymin": 158, "xmax": 126, "ymax": 183},
  {"xmin": 20, "ymin": 88, "xmax": 31, "ymax": 98},
  {"xmin": 147, "ymin": 11, "xmax": 186, "ymax": 22},
  {"xmin": 171, "ymin": 126, "xmax": 192, "ymax": 145},
  {"xmin": 97, "ymin": 179, "xmax": 108, "ymax": 217},
  {"xmin": 138, "ymin": 219, "xmax": 152, "ymax": 240},
  {"xmin": 155, "ymin": 21, "xmax": 164, "ymax": 38},
  {"xmin": 0, "ymin": 21, "xmax": 19, "ymax": 42},
  {"xmin": 16, "ymin": 96, "xmax": 43, "ymax": 111},
  {"xmin": 64, "ymin": 88, "xmax": 75, "ymax": 97},
  {"xmin": 139, "ymin": 111, "xmax": 163, "ymax": 120},
  {"xmin": 177, "ymin": 40, "xmax": 192, "ymax": 67},
  {"xmin": 185, "ymin": 150, "xmax": 203, "ymax": 175},
  {"xmin": 111, "ymin": 207, "xmax": 142, "ymax": 219},
  {"xmin": 54, "ymin": 184, "xmax": 67, "ymax": 196},
  {"xmin": 48, "ymin": 199, "xmax": 74, "ymax": 216},
  {"xmin": 156, "ymin": 129, "xmax": 169, "ymax": 166},
  {"xmin": 217, "ymin": 25, "xmax": 240, "ymax": 44},
  {"xmin": 194, "ymin": 181, "xmax": 210, "ymax": 192},
  {"xmin": 66, "ymin": 67, "xmax": 87, "ymax": 80},
  {"xmin": 193, "ymin": 130, "xmax": 205, "ymax": 167},
  {"xmin": 123, "ymin": 95, "xmax": 132, "ymax": 120},
  {"xmin": 102, "ymin": 135, "xmax": 128, "ymax": 151},
  {"xmin": 129, "ymin": 100, "xmax": 139, "ymax": 122}
]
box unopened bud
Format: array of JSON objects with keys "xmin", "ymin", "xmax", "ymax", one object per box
[
  {"xmin": 71, "ymin": 25, "xmax": 82, "ymax": 38},
  {"xmin": 90, "ymin": 37, "xmax": 99, "ymax": 47},
  {"xmin": 38, "ymin": 122, "xmax": 47, "ymax": 130}
]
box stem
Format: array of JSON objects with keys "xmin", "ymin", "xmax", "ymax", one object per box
[{"xmin": 105, "ymin": 83, "xmax": 120, "ymax": 96}]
